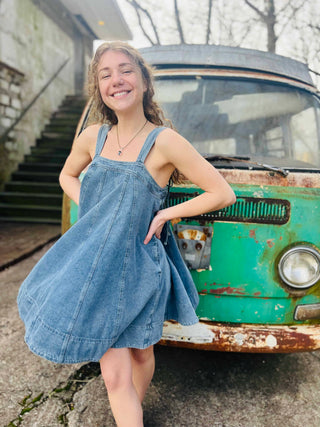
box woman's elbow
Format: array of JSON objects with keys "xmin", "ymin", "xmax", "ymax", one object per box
[
  {"xmin": 228, "ymin": 189, "xmax": 237, "ymax": 206},
  {"xmin": 59, "ymin": 170, "xmax": 65, "ymax": 188},
  {"xmin": 223, "ymin": 187, "xmax": 236, "ymax": 208}
]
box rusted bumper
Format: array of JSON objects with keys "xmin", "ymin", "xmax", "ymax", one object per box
[{"xmin": 159, "ymin": 320, "xmax": 320, "ymax": 353}]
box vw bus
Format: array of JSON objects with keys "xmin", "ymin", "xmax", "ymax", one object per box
[{"xmin": 62, "ymin": 45, "xmax": 320, "ymax": 353}]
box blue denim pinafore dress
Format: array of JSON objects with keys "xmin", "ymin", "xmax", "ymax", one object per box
[{"xmin": 17, "ymin": 125, "xmax": 199, "ymax": 364}]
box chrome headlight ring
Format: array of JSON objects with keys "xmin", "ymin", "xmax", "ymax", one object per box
[{"xmin": 278, "ymin": 245, "xmax": 320, "ymax": 289}]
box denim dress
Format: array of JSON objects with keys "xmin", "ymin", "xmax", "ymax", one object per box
[{"xmin": 17, "ymin": 125, "xmax": 199, "ymax": 364}]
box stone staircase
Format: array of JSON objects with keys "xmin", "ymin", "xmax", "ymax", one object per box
[{"xmin": 0, "ymin": 95, "xmax": 87, "ymax": 224}]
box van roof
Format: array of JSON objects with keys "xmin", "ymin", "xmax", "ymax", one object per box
[{"xmin": 140, "ymin": 44, "xmax": 314, "ymax": 87}]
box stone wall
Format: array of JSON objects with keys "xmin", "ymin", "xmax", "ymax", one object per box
[
  {"xmin": 0, "ymin": 62, "xmax": 24, "ymax": 185},
  {"xmin": 0, "ymin": 0, "xmax": 92, "ymax": 189}
]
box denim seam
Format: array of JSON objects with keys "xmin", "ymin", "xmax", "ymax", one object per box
[
  {"xmin": 112, "ymin": 178, "xmax": 136, "ymax": 341},
  {"xmin": 143, "ymin": 263, "xmax": 162, "ymax": 345}
]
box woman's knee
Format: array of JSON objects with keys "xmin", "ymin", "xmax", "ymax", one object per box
[
  {"xmin": 100, "ymin": 348, "xmax": 132, "ymax": 392},
  {"xmin": 130, "ymin": 345, "xmax": 154, "ymax": 365}
]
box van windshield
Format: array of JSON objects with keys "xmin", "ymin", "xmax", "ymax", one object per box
[{"xmin": 155, "ymin": 76, "xmax": 320, "ymax": 170}]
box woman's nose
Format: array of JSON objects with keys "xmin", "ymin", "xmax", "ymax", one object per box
[{"xmin": 111, "ymin": 72, "xmax": 124, "ymax": 86}]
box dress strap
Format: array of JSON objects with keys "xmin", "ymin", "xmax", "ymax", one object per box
[
  {"xmin": 137, "ymin": 127, "xmax": 166, "ymax": 163},
  {"xmin": 95, "ymin": 124, "xmax": 110, "ymax": 156}
]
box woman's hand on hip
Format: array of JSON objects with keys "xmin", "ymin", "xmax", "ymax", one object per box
[{"xmin": 144, "ymin": 210, "xmax": 168, "ymax": 245}]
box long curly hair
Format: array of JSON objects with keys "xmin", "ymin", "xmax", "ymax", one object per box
[{"xmin": 87, "ymin": 41, "xmax": 181, "ymax": 183}]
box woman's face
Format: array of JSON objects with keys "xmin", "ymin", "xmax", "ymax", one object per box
[{"xmin": 97, "ymin": 50, "xmax": 146, "ymax": 115}]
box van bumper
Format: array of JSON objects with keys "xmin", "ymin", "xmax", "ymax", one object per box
[{"xmin": 159, "ymin": 320, "xmax": 320, "ymax": 353}]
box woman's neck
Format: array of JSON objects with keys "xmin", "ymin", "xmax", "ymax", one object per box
[{"xmin": 115, "ymin": 111, "xmax": 148, "ymax": 137}]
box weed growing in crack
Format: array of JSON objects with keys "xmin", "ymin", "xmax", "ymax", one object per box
[{"xmin": 5, "ymin": 362, "xmax": 101, "ymax": 427}]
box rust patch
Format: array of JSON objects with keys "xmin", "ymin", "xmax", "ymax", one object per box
[
  {"xmin": 254, "ymin": 292, "xmax": 262, "ymax": 296},
  {"xmin": 218, "ymin": 169, "xmax": 320, "ymax": 189},
  {"xmin": 249, "ymin": 229, "xmax": 256, "ymax": 239},
  {"xmin": 159, "ymin": 320, "xmax": 320, "ymax": 353},
  {"xmin": 177, "ymin": 229, "xmax": 207, "ymax": 241},
  {"xmin": 209, "ymin": 286, "xmax": 246, "ymax": 295},
  {"xmin": 249, "ymin": 229, "xmax": 259, "ymax": 243},
  {"xmin": 267, "ymin": 239, "xmax": 275, "ymax": 248}
]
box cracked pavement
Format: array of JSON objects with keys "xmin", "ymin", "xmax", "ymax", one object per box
[{"xmin": 2, "ymin": 244, "xmax": 320, "ymax": 426}]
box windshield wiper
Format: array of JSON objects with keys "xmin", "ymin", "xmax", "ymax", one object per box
[{"xmin": 205, "ymin": 154, "xmax": 289, "ymax": 177}]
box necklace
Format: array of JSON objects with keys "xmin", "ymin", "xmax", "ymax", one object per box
[{"xmin": 116, "ymin": 119, "xmax": 148, "ymax": 156}]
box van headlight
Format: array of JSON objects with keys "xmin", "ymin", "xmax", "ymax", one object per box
[{"xmin": 278, "ymin": 246, "xmax": 320, "ymax": 289}]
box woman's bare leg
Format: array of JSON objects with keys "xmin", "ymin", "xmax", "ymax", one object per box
[
  {"xmin": 100, "ymin": 348, "xmax": 143, "ymax": 427},
  {"xmin": 130, "ymin": 345, "xmax": 155, "ymax": 403}
]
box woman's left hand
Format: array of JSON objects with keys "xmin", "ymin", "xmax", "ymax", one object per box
[{"xmin": 144, "ymin": 210, "xmax": 168, "ymax": 245}]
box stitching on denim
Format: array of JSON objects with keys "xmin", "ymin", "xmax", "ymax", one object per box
[
  {"xmin": 143, "ymin": 269, "xmax": 162, "ymax": 346},
  {"xmin": 111, "ymin": 176, "xmax": 136, "ymax": 341}
]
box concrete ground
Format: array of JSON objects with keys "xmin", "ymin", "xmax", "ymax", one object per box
[
  {"xmin": 0, "ymin": 221, "xmax": 61, "ymax": 271},
  {"xmin": 1, "ymin": 223, "xmax": 320, "ymax": 426}
]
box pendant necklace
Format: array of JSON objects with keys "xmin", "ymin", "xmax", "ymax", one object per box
[{"xmin": 116, "ymin": 119, "xmax": 148, "ymax": 156}]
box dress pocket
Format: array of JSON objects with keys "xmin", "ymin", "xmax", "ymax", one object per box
[{"xmin": 145, "ymin": 235, "xmax": 162, "ymax": 275}]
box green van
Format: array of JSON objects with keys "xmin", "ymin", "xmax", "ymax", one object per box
[{"xmin": 63, "ymin": 45, "xmax": 320, "ymax": 353}]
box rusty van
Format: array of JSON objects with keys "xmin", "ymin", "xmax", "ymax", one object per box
[{"xmin": 62, "ymin": 44, "xmax": 320, "ymax": 353}]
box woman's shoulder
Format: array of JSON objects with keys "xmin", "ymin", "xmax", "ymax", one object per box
[
  {"xmin": 73, "ymin": 124, "xmax": 105, "ymax": 158},
  {"xmin": 157, "ymin": 127, "xmax": 191, "ymax": 151},
  {"xmin": 76, "ymin": 123, "xmax": 104, "ymax": 146},
  {"xmin": 79, "ymin": 123, "xmax": 102, "ymax": 140}
]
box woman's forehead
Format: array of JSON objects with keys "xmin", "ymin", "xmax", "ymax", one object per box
[{"xmin": 98, "ymin": 50, "xmax": 136, "ymax": 69}]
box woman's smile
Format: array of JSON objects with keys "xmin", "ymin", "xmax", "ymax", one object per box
[{"xmin": 112, "ymin": 90, "xmax": 131, "ymax": 98}]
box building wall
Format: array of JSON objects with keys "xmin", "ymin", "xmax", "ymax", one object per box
[{"xmin": 0, "ymin": 0, "xmax": 91, "ymax": 187}]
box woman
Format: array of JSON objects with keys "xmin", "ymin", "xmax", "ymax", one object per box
[{"xmin": 18, "ymin": 41, "xmax": 235, "ymax": 426}]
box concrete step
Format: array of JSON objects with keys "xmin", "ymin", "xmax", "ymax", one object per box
[
  {"xmin": 0, "ymin": 192, "xmax": 62, "ymax": 206},
  {"xmin": 5, "ymin": 181, "xmax": 61, "ymax": 194},
  {"xmin": 44, "ymin": 124, "xmax": 76, "ymax": 135},
  {"xmin": 40, "ymin": 132, "xmax": 74, "ymax": 141},
  {"xmin": 49, "ymin": 117, "xmax": 80, "ymax": 127},
  {"xmin": 58, "ymin": 105, "xmax": 86, "ymax": 114},
  {"xmin": 25, "ymin": 153, "xmax": 67, "ymax": 164},
  {"xmin": 35, "ymin": 138, "xmax": 73, "ymax": 149},
  {"xmin": 30, "ymin": 146, "xmax": 70, "ymax": 155},
  {"xmin": 63, "ymin": 95, "xmax": 87, "ymax": 105},
  {"xmin": 0, "ymin": 215, "xmax": 61, "ymax": 224},
  {"xmin": 0, "ymin": 203, "xmax": 61, "ymax": 220},
  {"xmin": 53, "ymin": 112, "xmax": 83, "ymax": 120},
  {"xmin": 11, "ymin": 171, "xmax": 59, "ymax": 183},
  {"xmin": 18, "ymin": 162, "xmax": 63, "ymax": 173}
]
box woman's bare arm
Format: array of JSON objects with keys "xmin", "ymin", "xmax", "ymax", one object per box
[
  {"xmin": 144, "ymin": 128, "xmax": 236, "ymax": 244},
  {"xmin": 59, "ymin": 125, "xmax": 99, "ymax": 204}
]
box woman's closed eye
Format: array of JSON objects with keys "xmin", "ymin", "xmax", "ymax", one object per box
[{"xmin": 100, "ymin": 73, "xmax": 111, "ymax": 80}]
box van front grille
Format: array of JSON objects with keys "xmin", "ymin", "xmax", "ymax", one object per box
[{"xmin": 168, "ymin": 192, "xmax": 291, "ymax": 225}]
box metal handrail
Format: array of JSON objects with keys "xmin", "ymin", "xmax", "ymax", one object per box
[{"xmin": 0, "ymin": 57, "xmax": 70, "ymax": 144}]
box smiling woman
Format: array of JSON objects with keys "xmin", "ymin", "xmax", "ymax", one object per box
[{"xmin": 17, "ymin": 41, "xmax": 235, "ymax": 426}]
